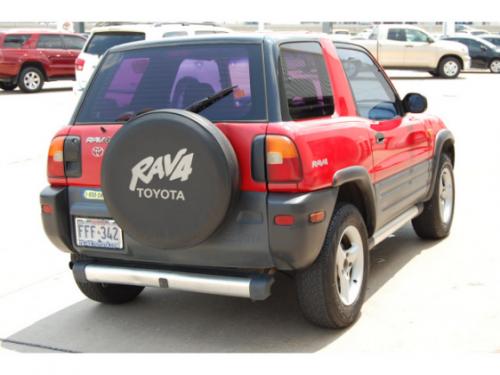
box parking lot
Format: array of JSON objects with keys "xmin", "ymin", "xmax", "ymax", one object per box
[{"xmin": 0, "ymin": 71, "xmax": 499, "ymax": 353}]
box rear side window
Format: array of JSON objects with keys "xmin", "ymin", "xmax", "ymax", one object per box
[
  {"xmin": 387, "ymin": 28, "xmax": 406, "ymax": 42},
  {"xmin": 84, "ymin": 32, "xmax": 145, "ymax": 56},
  {"xmin": 337, "ymin": 48, "xmax": 400, "ymax": 120},
  {"xmin": 63, "ymin": 35, "xmax": 85, "ymax": 50},
  {"xmin": 163, "ymin": 31, "xmax": 188, "ymax": 38},
  {"xmin": 37, "ymin": 35, "xmax": 64, "ymax": 49},
  {"xmin": 3, "ymin": 34, "xmax": 31, "ymax": 48},
  {"xmin": 75, "ymin": 44, "xmax": 266, "ymax": 123},
  {"xmin": 280, "ymin": 42, "xmax": 334, "ymax": 120}
]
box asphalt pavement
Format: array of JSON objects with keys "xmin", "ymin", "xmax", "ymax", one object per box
[{"xmin": 0, "ymin": 71, "xmax": 499, "ymax": 352}]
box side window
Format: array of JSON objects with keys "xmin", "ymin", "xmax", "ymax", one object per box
[
  {"xmin": 406, "ymin": 29, "xmax": 429, "ymax": 42},
  {"xmin": 3, "ymin": 34, "xmax": 31, "ymax": 48},
  {"xmin": 37, "ymin": 35, "xmax": 64, "ymax": 49},
  {"xmin": 280, "ymin": 42, "xmax": 334, "ymax": 120},
  {"xmin": 337, "ymin": 48, "xmax": 400, "ymax": 121},
  {"xmin": 63, "ymin": 35, "xmax": 85, "ymax": 50},
  {"xmin": 387, "ymin": 28, "xmax": 406, "ymax": 42},
  {"xmin": 163, "ymin": 31, "xmax": 188, "ymax": 38}
]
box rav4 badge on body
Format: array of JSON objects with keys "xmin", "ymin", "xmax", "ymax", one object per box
[{"xmin": 129, "ymin": 148, "xmax": 193, "ymax": 201}]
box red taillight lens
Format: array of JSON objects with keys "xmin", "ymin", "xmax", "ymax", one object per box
[
  {"xmin": 274, "ymin": 214, "xmax": 295, "ymax": 226},
  {"xmin": 75, "ymin": 58, "xmax": 85, "ymax": 71},
  {"xmin": 266, "ymin": 135, "xmax": 302, "ymax": 183},
  {"xmin": 47, "ymin": 136, "xmax": 65, "ymax": 178}
]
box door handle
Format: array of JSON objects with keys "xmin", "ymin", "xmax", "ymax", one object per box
[{"xmin": 375, "ymin": 132, "xmax": 385, "ymax": 144}]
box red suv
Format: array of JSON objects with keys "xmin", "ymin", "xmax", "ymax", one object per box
[
  {"xmin": 40, "ymin": 35, "xmax": 455, "ymax": 328},
  {"xmin": 0, "ymin": 30, "xmax": 85, "ymax": 93}
]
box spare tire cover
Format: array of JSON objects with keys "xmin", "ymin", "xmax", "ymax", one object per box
[{"xmin": 101, "ymin": 109, "xmax": 239, "ymax": 249}]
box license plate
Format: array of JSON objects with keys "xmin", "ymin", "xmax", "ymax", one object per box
[{"xmin": 75, "ymin": 217, "xmax": 123, "ymax": 249}]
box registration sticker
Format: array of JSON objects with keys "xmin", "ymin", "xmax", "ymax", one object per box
[{"xmin": 83, "ymin": 189, "xmax": 104, "ymax": 201}]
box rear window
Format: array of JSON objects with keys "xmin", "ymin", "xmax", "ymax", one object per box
[
  {"xmin": 3, "ymin": 34, "xmax": 31, "ymax": 48},
  {"xmin": 75, "ymin": 43, "xmax": 266, "ymax": 123},
  {"xmin": 85, "ymin": 32, "xmax": 145, "ymax": 56}
]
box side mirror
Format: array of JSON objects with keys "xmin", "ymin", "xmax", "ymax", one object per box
[
  {"xmin": 480, "ymin": 45, "xmax": 488, "ymax": 51},
  {"xmin": 402, "ymin": 93, "xmax": 427, "ymax": 113},
  {"xmin": 427, "ymin": 37, "xmax": 434, "ymax": 43}
]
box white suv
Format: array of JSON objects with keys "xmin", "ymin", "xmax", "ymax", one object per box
[{"xmin": 73, "ymin": 23, "xmax": 232, "ymax": 94}]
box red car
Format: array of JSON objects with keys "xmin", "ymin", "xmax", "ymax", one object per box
[
  {"xmin": 0, "ymin": 30, "xmax": 85, "ymax": 93},
  {"xmin": 40, "ymin": 35, "xmax": 455, "ymax": 328}
]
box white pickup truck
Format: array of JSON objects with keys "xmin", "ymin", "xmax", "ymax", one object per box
[{"xmin": 354, "ymin": 25, "xmax": 471, "ymax": 78}]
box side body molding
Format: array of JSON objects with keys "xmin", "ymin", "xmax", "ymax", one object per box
[
  {"xmin": 332, "ymin": 166, "xmax": 377, "ymax": 234},
  {"xmin": 424, "ymin": 129, "xmax": 455, "ymax": 202}
]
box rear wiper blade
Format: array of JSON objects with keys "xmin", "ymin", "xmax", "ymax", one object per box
[
  {"xmin": 185, "ymin": 85, "xmax": 237, "ymax": 114},
  {"xmin": 115, "ymin": 108, "xmax": 154, "ymax": 122}
]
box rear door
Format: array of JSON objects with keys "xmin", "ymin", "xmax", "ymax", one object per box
[
  {"xmin": 337, "ymin": 46, "xmax": 432, "ymax": 224},
  {"xmin": 36, "ymin": 34, "xmax": 68, "ymax": 77},
  {"xmin": 62, "ymin": 34, "xmax": 85, "ymax": 75}
]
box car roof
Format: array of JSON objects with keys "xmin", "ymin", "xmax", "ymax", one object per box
[
  {"xmin": 107, "ymin": 32, "xmax": 332, "ymax": 53},
  {"xmin": 1, "ymin": 29, "xmax": 79, "ymax": 35},
  {"xmin": 443, "ymin": 34, "xmax": 486, "ymax": 41}
]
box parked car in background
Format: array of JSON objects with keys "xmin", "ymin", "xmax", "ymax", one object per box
[
  {"xmin": 442, "ymin": 35, "xmax": 500, "ymax": 73},
  {"xmin": 331, "ymin": 29, "xmax": 351, "ymax": 40},
  {"xmin": 352, "ymin": 28, "xmax": 373, "ymax": 40},
  {"xmin": 481, "ymin": 34, "xmax": 500, "ymax": 48},
  {"xmin": 355, "ymin": 24, "xmax": 470, "ymax": 78},
  {"xmin": 0, "ymin": 30, "xmax": 86, "ymax": 92},
  {"xmin": 455, "ymin": 24, "xmax": 488, "ymax": 36},
  {"xmin": 74, "ymin": 23, "xmax": 232, "ymax": 94}
]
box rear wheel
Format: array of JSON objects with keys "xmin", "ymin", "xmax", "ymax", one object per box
[
  {"xmin": 18, "ymin": 67, "xmax": 44, "ymax": 93},
  {"xmin": 438, "ymin": 57, "xmax": 461, "ymax": 79},
  {"xmin": 296, "ymin": 203, "xmax": 369, "ymax": 328},
  {"xmin": 74, "ymin": 276, "xmax": 144, "ymax": 304},
  {"xmin": 0, "ymin": 82, "xmax": 17, "ymax": 91},
  {"xmin": 489, "ymin": 59, "xmax": 500, "ymax": 73},
  {"xmin": 412, "ymin": 154, "xmax": 455, "ymax": 239}
]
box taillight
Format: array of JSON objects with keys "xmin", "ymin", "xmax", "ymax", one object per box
[
  {"xmin": 266, "ymin": 135, "xmax": 302, "ymax": 183},
  {"xmin": 47, "ymin": 135, "xmax": 81, "ymax": 179},
  {"xmin": 47, "ymin": 136, "xmax": 65, "ymax": 178},
  {"xmin": 75, "ymin": 58, "xmax": 85, "ymax": 71}
]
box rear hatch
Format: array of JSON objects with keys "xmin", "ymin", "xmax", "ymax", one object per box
[
  {"xmin": 76, "ymin": 32, "xmax": 146, "ymax": 90},
  {"xmin": 68, "ymin": 41, "xmax": 268, "ymax": 192}
]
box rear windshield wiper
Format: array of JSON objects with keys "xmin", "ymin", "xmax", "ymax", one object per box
[
  {"xmin": 185, "ymin": 85, "xmax": 237, "ymax": 114},
  {"xmin": 115, "ymin": 108, "xmax": 154, "ymax": 122}
]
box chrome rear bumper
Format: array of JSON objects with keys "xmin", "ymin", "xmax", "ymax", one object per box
[{"xmin": 72, "ymin": 262, "xmax": 274, "ymax": 301}]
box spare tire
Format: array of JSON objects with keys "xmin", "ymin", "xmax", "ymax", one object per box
[{"xmin": 101, "ymin": 109, "xmax": 239, "ymax": 249}]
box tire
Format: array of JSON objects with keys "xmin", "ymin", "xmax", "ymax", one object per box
[
  {"xmin": 18, "ymin": 67, "xmax": 44, "ymax": 93},
  {"xmin": 296, "ymin": 203, "xmax": 369, "ymax": 328},
  {"xmin": 489, "ymin": 59, "xmax": 500, "ymax": 73},
  {"xmin": 437, "ymin": 57, "xmax": 461, "ymax": 79},
  {"xmin": 0, "ymin": 82, "xmax": 17, "ymax": 91},
  {"xmin": 412, "ymin": 154, "xmax": 455, "ymax": 239},
  {"xmin": 75, "ymin": 279, "xmax": 144, "ymax": 304}
]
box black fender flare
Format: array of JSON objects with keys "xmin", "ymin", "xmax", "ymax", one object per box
[
  {"xmin": 424, "ymin": 129, "xmax": 455, "ymax": 201},
  {"xmin": 332, "ymin": 166, "xmax": 377, "ymax": 235}
]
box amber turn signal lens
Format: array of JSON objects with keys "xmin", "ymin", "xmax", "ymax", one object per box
[
  {"xmin": 47, "ymin": 136, "xmax": 65, "ymax": 178},
  {"xmin": 309, "ymin": 210, "xmax": 325, "ymax": 224}
]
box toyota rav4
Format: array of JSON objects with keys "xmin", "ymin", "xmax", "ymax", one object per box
[{"xmin": 40, "ymin": 34, "xmax": 455, "ymax": 328}]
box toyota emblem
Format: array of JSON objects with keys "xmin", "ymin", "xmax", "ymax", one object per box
[{"xmin": 92, "ymin": 146, "xmax": 105, "ymax": 158}]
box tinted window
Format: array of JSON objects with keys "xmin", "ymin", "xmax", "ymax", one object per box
[
  {"xmin": 76, "ymin": 44, "xmax": 266, "ymax": 123},
  {"xmin": 3, "ymin": 34, "xmax": 31, "ymax": 48},
  {"xmin": 337, "ymin": 48, "xmax": 400, "ymax": 120},
  {"xmin": 484, "ymin": 37, "xmax": 500, "ymax": 47},
  {"xmin": 85, "ymin": 32, "xmax": 145, "ymax": 56},
  {"xmin": 63, "ymin": 35, "xmax": 85, "ymax": 50},
  {"xmin": 406, "ymin": 29, "xmax": 429, "ymax": 42},
  {"xmin": 163, "ymin": 31, "xmax": 188, "ymax": 38},
  {"xmin": 37, "ymin": 35, "xmax": 64, "ymax": 49},
  {"xmin": 280, "ymin": 42, "xmax": 334, "ymax": 120},
  {"xmin": 387, "ymin": 28, "xmax": 406, "ymax": 42}
]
